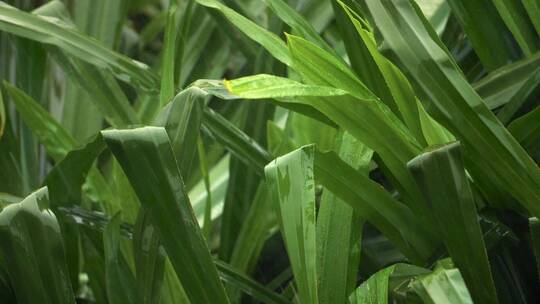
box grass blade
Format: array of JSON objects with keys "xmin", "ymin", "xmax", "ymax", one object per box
[
  {"xmin": 446, "ymin": 0, "xmax": 515, "ymax": 70},
  {"xmin": 196, "ymin": 0, "xmax": 291, "ymax": 66},
  {"xmin": 0, "ymin": 2, "xmax": 158, "ymax": 92},
  {"xmin": 104, "ymin": 212, "xmax": 136, "ymax": 304},
  {"xmin": 133, "ymin": 209, "xmax": 165, "ymax": 304},
  {"xmin": 367, "ymin": 0, "xmax": 540, "ymax": 218},
  {"xmin": 408, "ymin": 142, "xmax": 498, "ymax": 304},
  {"xmin": 491, "ymin": 0, "xmax": 539, "ymax": 56},
  {"xmin": 316, "ymin": 132, "xmax": 371, "ymax": 304},
  {"xmin": 265, "ymin": 145, "xmax": 318, "ymax": 304},
  {"xmin": 102, "ymin": 127, "xmax": 230, "ymax": 304}
]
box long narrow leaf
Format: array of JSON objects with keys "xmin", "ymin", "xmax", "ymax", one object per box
[
  {"xmin": 408, "ymin": 142, "xmax": 498, "ymax": 304},
  {"xmin": 102, "ymin": 127, "xmax": 230, "ymax": 304}
]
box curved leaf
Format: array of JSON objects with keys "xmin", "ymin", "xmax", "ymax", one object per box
[
  {"xmin": 0, "ymin": 2, "xmax": 158, "ymax": 92},
  {"xmin": 0, "ymin": 187, "xmax": 75, "ymax": 304},
  {"xmin": 102, "ymin": 127, "xmax": 230, "ymax": 304}
]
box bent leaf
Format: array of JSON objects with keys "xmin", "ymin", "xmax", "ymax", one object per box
[
  {"xmin": 0, "ymin": 187, "xmax": 75, "ymax": 304},
  {"xmin": 102, "ymin": 127, "xmax": 230, "ymax": 304}
]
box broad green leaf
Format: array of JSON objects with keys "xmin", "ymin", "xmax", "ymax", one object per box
[
  {"xmin": 408, "ymin": 142, "xmax": 498, "ymax": 304},
  {"xmin": 267, "ymin": 145, "xmax": 436, "ymax": 264},
  {"xmin": 44, "ymin": 133, "xmax": 106, "ymax": 208},
  {"xmin": 154, "ymin": 87, "xmax": 204, "ymax": 178},
  {"xmin": 491, "ymin": 0, "xmax": 538, "ymax": 56},
  {"xmin": 367, "ymin": 0, "xmax": 540, "ymax": 218},
  {"xmin": 197, "ymin": 0, "xmax": 290, "ymax": 66},
  {"xmin": 102, "ymin": 127, "xmax": 230, "ymax": 304},
  {"xmin": 285, "ymin": 35, "xmax": 434, "ymax": 221},
  {"xmin": 104, "ymin": 212, "xmax": 136, "ymax": 304},
  {"xmin": 337, "ymin": 2, "xmax": 426, "ymax": 145},
  {"xmin": 286, "ymin": 34, "xmax": 374, "ymax": 100},
  {"xmin": 0, "ymin": 187, "xmax": 75, "ymax": 304},
  {"xmin": 316, "ymin": 132, "xmax": 371, "ymax": 304},
  {"xmin": 445, "ymin": 0, "xmax": 514, "ymax": 70},
  {"xmin": 332, "ymin": 0, "xmax": 395, "ymax": 110},
  {"xmin": 265, "ymin": 145, "xmax": 318, "ymax": 304},
  {"xmin": 201, "ymin": 74, "xmax": 431, "ymax": 223},
  {"xmin": 410, "ymin": 265, "xmax": 473, "ymax": 304},
  {"xmin": 0, "ymin": 2, "xmax": 158, "ymax": 92},
  {"xmin": 314, "ymin": 147, "xmax": 437, "ymax": 263},
  {"xmin": 349, "ymin": 263, "xmax": 429, "ymax": 304}
]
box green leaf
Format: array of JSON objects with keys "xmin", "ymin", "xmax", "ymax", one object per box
[
  {"xmin": 49, "ymin": 49, "xmax": 139, "ymax": 127},
  {"xmin": 196, "ymin": 0, "xmax": 291, "ymax": 66},
  {"xmin": 367, "ymin": 0, "xmax": 540, "ymax": 218},
  {"xmin": 0, "ymin": 2, "xmax": 158, "ymax": 92},
  {"xmin": 265, "ymin": 145, "xmax": 318, "ymax": 304},
  {"xmin": 314, "ymin": 147, "xmax": 437, "ymax": 263},
  {"xmin": 410, "ymin": 264, "xmax": 474, "ymax": 304},
  {"xmin": 337, "ymin": 2, "xmax": 427, "ymax": 145},
  {"xmin": 4, "ymin": 82, "xmax": 117, "ymax": 213},
  {"xmin": 202, "ymin": 74, "xmax": 431, "ymax": 224},
  {"xmin": 316, "ymin": 132, "xmax": 371, "ymax": 304},
  {"xmin": 44, "ymin": 133, "xmax": 106, "ymax": 208},
  {"xmin": 491, "ymin": 0, "xmax": 539, "ymax": 56},
  {"xmin": 202, "ymin": 107, "xmax": 272, "ymax": 174},
  {"xmin": 133, "ymin": 209, "xmax": 165, "ymax": 304},
  {"xmin": 508, "ymin": 104, "xmax": 540, "ymax": 160},
  {"xmin": 445, "ymin": 0, "xmax": 515, "ymax": 70},
  {"xmin": 267, "ymin": 145, "xmax": 436, "ymax": 265},
  {"xmin": 349, "ymin": 263, "xmax": 429, "ymax": 304},
  {"xmin": 0, "ymin": 187, "xmax": 75, "ymax": 304},
  {"xmin": 154, "ymin": 87, "xmax": 204, "ymax": 178},
  {"xmin": 408, "ymin": 142, "xmax": 498, "ymax": 304},
  {"xmin": 522, "ymin": 0, "xmax": 540, "ymax": 37},
  {"xmin": 160, "ymin": 4, "xmax": 180, "ymax": 107},
  {"xmin": 528, "ymin": 217, "xmax": 540, "ymax": 279},
  {"xmin": 4, "ymin": 81, "xmax": 75, "ymax": 160},
  {"xmin": 497, "ymin": 67, "xmax": 540, "ymax": 125},
  {"xmin": 104, "ymin": 212, "xmax": 137, "ymax": 304},
  {"xmin": 215, "ymin": 260, "xmax": 292, "ymax": 304},
  {"xmin": 102, "ymin": 127, "xmax": 230, "ymax": 304},
  {"xmin": 474, "ymin": 52, "xmax": 540, "ymax": 110},
  {"xmin": 264, "ymin": 0, "xmax": 336, "ymax": 56}
]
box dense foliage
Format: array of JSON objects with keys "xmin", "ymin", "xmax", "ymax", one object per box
[{"xmin": 1, "ymin": 0, "xmax": 540, "ymax": 303}]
